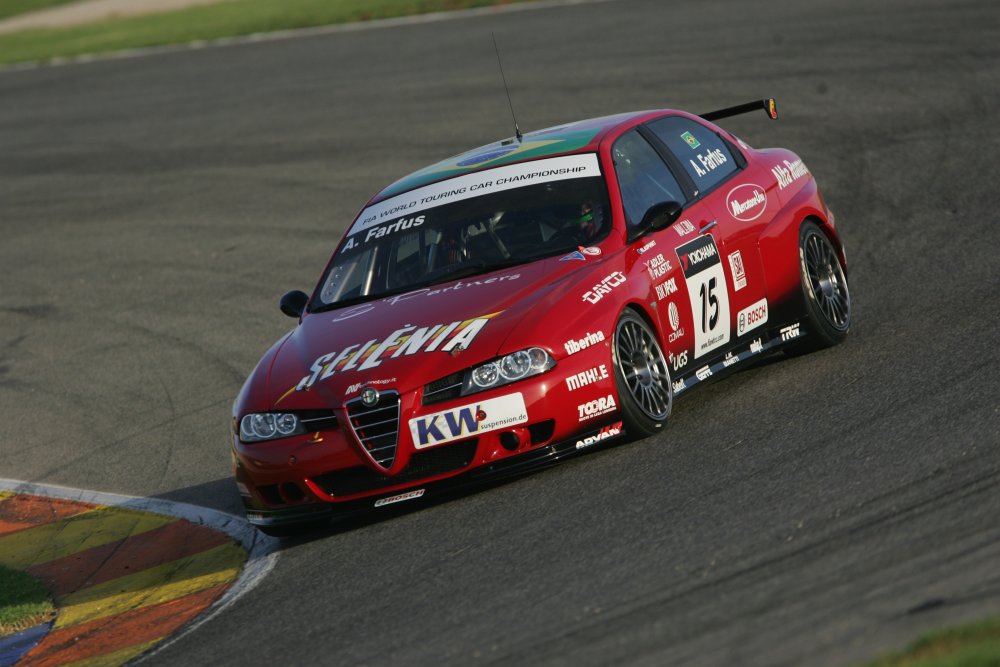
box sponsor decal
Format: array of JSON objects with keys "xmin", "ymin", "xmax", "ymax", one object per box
[
  {"xmin": 668, "ymin": 350, "xmax": 688, "ymax": 372},
  {"xmin": 696, "ymin": 365, "xmax": 713, "ymax": 381},
  {"xmin": 672, "ymin": 378, "xmax": 686, "ymax": 393},
  {"xmin": 409, "ymin": 393, "xmax": 528, "ymax": 449},
  {"xmin": 566, "ymin": 364, "xmax": 610, "ymax": 391},
  {"xmin": 726, "ymin": 183, "xmax": 768, "ymax": 222},
  {"xmin": 298, "ymin": 312, "xmax": 500, "ymax": 390},
  {"xmin": 689, "ymin": 148, "xmax": 728, "ymax": 179},
  {"xmin": 750, "ymin": 338, "xmax": 764, "ymax": 354},
  {"xmin": 582, "ymin": 271, "xmax": 626, "ymax": 304},
  {"xmin": 346, "ymin": 378, "xmax": 397, "ymax": 396},
  {"xmin": 675, "ymin": 235, "xmax": 730, "ymax": 358},
  {"xmin": 560, "ymin": 246, "xmax": 602, "ymax": 262},
  {"xmin": 564, "ymin": 330, "xmax": 605, "ymax": 355},
  {"xmin": 636, "ymin": 240, "xmax": 657, "ymax": 255},
  {"xmin": 575, "ymin": 421, "xmax": 623, "ymax": 449},
  {"xmin": 577, "ymin": 394, "xmax": 617, "ymax": 421},
  {"xmin": 780, "ymin": 323, "xmax": 801, "ymax": 342},
  {"xmin": 723, "ymin": 351, "xmax": 739, "ymax": 367},
  {"xmin": 772, "ymin": 158, "xmax": 809, "ymax": 190},
  {"xmin": 668, "ymin": 302, "xmax": 681, "ymax": 331},
  {"xmin": 674, "ymin": 219, "xmax": 696, "ymax": 236},
  {"xmin": 374, "ymin": 489, "xmax": 425, "ymax": 507},
  {"xmin": 350, "ymin": 154, "xmax": 601, "ymax": 237},
  {"xmin": 681, "ymin": 131, "xmax": 701, "ymax": 149},
  {"xmin": 736, "ymin": 298, "xmax": 769, "ymax": 336},
  {"xmin": 330, "ymin": 275, "xmax": 520, "ymax": 322},
  {"xmin": 655, "ymin": 277, "xmax": 678, "ymax": 301},
  {"xmin": 646, "ymin": 253, "xmax": 672, "ymax": 280},
  {"xmin": 728, "ymin": 250, "xmax": 747, "ymax": 291}
]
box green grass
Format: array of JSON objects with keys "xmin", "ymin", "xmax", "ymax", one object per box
[
  {"xmin": 0, "ymin": 565, "xmax": 55, "ymax": 637},
  {"xmin": 864, "ymin": 617, "xmax": 1000, "ymax": 667},
  {"xmin": 0, "ymin": 0, "xmax": 532, "ymax": 65},
  {"xmin": 0, "ymin": 0, "xmax": 79, "ymax": 22}
]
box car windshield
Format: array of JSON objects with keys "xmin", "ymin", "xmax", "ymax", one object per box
[{"xmin": 313, "ymin": 154, "xmax": 609, "ymax": 310}]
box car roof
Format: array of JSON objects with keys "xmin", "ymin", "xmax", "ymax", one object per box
[{"xmin": 370, "ymin": 110, "xmax": 658, "ymax": 203}]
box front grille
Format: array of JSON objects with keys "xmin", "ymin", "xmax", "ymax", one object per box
[
  {"xmin": 297, "ymin": 409, "xmax": 338, "ymax": 432},
  {"xmin": 310, "ymin": 438, "xmax": 479, "ymax": 497},
  {"xmin": 345, "ymin": 390, "xmax": 400, "ymax": 470},
  {"xmin": 423, "ymin": 371, "xmax": 464, "ymax": 405}
]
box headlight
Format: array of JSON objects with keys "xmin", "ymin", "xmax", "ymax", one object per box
[
  {"xmin": 463, "ymin": 347, "xmax": 555, "ymax": 395},
  {"xmin": 239, "ymin": 412, "xmax": 304, "ymax": 443}
]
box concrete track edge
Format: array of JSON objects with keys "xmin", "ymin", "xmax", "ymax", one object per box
[{"xmin": 0, "ymin": 478, "xmax": 279, "ymax": 664}]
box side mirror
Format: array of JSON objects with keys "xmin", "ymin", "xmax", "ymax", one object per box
[
  {"xmin": 640, "ymin": 201, "xmax": 683, "ymax": 233},
  {"xmin": 280, "ymin": 290, "xmax": 309, "ymax": 318}
]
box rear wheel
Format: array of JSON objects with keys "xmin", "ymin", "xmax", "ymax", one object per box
[
  {"xmin": 612, "ymin": 309, "xmax": 672, "ymax": 438},
  {"xmin": 797, "ymin": 220, "xmax": 851, "ymax": 350}
]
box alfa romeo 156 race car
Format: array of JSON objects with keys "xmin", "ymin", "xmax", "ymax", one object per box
[{"xmin": 232, "ymin": 99, "xmax": 851, "ymax": 534}]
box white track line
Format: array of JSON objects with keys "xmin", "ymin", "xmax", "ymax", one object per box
[
  {"xmin": 0, "ymin": 0, "xmax": 616, "ymax": 73},
  {"xmin": 0, "ymin": 478, "xmax": 279, "ymax": 663}
]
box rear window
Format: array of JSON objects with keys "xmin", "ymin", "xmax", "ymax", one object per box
[{"xmin": 646, "ymin": 116, "xmax": 738, "ymax": 194}]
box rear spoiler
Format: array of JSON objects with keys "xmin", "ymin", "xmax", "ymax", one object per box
[{"xmin": 699, "ymin": 98, "xmax": 778, "ymax": 122}]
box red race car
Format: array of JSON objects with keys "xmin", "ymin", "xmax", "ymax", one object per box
[{"xmin": 232, "ymin": 99, "xmax": 851, "ymax": 535}]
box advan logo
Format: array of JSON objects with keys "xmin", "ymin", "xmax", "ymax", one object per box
[
  {"xmin": 726, "ymin": 183, "xmax": 768, "ymax": 222},
  {"xmin": 575, "ymin": 421, "xmax": 623, "ymax": 449},
  {"xmin": 408, "ymin": 393, "xmax": 528, "ymax": 449}
]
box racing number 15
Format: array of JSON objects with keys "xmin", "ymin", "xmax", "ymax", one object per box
[{"xmin": 699, "ymin": 277, "xmax": 719, "ymax": 332}]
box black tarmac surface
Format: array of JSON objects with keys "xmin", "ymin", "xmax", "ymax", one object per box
[{"xmin": 1, "ymin": 0, "xmax": 998, "ymax": 664}]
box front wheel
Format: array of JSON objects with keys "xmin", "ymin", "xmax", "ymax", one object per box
[
  {"xmin": 612, "ymin": 309, "xmax": 672, "ymax": 438},
  {"xmin": 796, "ymin": 220, "xmax": 852, "ymax": 350}
]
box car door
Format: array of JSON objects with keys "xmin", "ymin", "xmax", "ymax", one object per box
[
  {"xmin": 643, "ymin": 115, "xmax": 771, "ymax": 354},
  {"xmin": 609, "ymin": 128, "xmax": 716, "ymax": 378}
]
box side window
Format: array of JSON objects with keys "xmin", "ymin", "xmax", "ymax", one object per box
[
  {"xmin": 612, "ymin": 129, "xmax": 684, "ymax": 229},
  {"xmin": 647, "ymin": 116, "xmax": 738, "ymax": 193}
]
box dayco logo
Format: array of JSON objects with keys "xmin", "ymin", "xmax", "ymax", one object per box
[
  {"xmin": 676, "ymin": 235, "xmax": 720, "ymax": 277},
  {"xmin": 408, "ymin": 393, "xmax": 528, "ymax": 449},
  {"xmin": 582, "ymin": 272, "xmax": 626, "ymax": 304},
  {"xmin": 575, "ymin": 421, "xmax": 623, "ymax": 449},
  {"xmin": 297, "ymin": 312, "xmax": 501, "ymax": 390},
  {"xmin": 726, "ymin": 183, "xmax": 767, "ymax": 222},
  {"xmin": 577, "ymin": 394, "xmax": 617, "ymax": 421},
  {"xmin": 564, "ymin": 331, "xmax": 605, "ymax": 355},
  {"xmin": 566, "ymin": 364, "xmax": 609, "ymax": 392}
]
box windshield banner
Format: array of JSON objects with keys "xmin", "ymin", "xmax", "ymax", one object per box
[{"xmin": 348, "ymin": 153, "xmax": 601, "ymax": 237}]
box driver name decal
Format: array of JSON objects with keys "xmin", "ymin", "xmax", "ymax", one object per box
[{"xmin": 296, "ymin": 312, "xmax": 501, "ymax": 390}]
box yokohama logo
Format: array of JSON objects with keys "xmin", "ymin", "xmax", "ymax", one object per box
[{"xmin": 726, "ymin": 183, "xmax": 768, "ymax": 222}]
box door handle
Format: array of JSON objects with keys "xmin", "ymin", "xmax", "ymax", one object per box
[{"xmin": 699, "ymin": 220, "xmax": 717, "ymax": 234}]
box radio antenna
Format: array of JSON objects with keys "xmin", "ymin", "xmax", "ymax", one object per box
[{"xmin": 492, "ymin": 32, "xmax": 523, "ymax": 143}]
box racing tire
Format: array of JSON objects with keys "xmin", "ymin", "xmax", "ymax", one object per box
[
  {"xmin": 795, "ymin": 220, "xmax": 851, "ymax": 351},
  {"xmin": 611, "ymin": 309, "xmax": 672, "ymax": 438}
]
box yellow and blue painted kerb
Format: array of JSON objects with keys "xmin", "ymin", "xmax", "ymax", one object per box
[{"xmin": 0, "ymin": 489, "xmax": 255, "ymax": 666}]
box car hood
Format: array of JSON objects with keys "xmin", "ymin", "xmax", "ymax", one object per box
[{"xmin": 263, "ymin": 256, "xmax": 603, "ymax": 411}]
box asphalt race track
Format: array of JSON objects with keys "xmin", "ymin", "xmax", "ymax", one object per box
[{"xmin": 2, "ymin": 0, "xmax": 999, "ymax": 665}]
